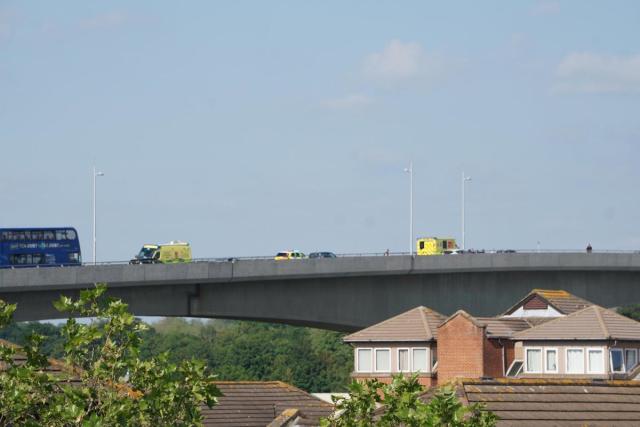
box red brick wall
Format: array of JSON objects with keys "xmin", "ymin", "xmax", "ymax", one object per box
[
  {"xmin": 503, "ymin": 340, "xmax": 515, "ymax": 374},
  {"xmin": 483, "ymin": 338, "xmax": 505, "ymax": 378},
  {"xmin": 437, "ymin": 315, "xmax": 485, "ymax": 382},
  {"xmin": 351, "ymin": 374, "xmax": 436, "ymax": 387}
]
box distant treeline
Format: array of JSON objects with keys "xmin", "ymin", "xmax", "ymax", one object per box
[{"xmin": 0, "ymin": 317, "xmax": 353, "ymax": 393}]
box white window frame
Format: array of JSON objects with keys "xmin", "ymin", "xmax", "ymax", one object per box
[
  {"xmin": 411, "ymin": 347, "xmax": 430, "ymax": 373},
  {"xmin": 397, "ymin": 348, "xmax": 410, "ymax": 373},
  {"xmin": 524, "ymin": 347, "xmax": 543, "ymax": 374},
  {"xmin": 374, "ymin": 348, "xmax": 391, "ymax": 373},
  {"xmin": 356, "ymin": 348, "xmax": 373, "ymax": 373},
  {"xmin": 625, "ymin": 348, "xmax": 638, "ymax": 371},
  {"xmin": 544, "ymin": 347, "xmax": 558, "ymax": 373},
  {"xmin": 566, "ymin": 347, "xmax": 585, "ymax": 374},
  {"xmin": 610, "ymin": 348, "xmax": 625, "ymax": 373},
  {"xmin": 587, "ymin": 347, "xmax": 606, "ymax": 374}
]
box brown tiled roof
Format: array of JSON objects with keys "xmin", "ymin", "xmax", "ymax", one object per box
[
  {"xmin": 436, "ymin": 311, "xmax": 532, "ymax": 338},
  {"xmin": 476, "ymin": 317, "xmax": 533, "ymax": 338},
  {"xmin": 343, "ymin": 306, "xmax": 445, "ymax": 342},
  {"xmin": 202, "ymin": 381, "xmax": 334, "ymax": 426},
  {"xmin": 456, "ymin": 379, "xmax": 640, "ymax": 426},
  {"xmin": 503, "ymin": 289, "xmax": 593, "ymax": 316},
  {"xmin": 514, "ymin": 305, "xmax": 640, "ymax": 341}
]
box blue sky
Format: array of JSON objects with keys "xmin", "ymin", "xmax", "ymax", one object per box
[{"xmin": 1, "ymin": 1, "xmax": 639, "ymax": 261}]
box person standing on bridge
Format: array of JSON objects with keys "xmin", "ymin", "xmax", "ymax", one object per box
[{"xmin": 586, "ymin": 243, "xmax": 593, "ymax": 253}]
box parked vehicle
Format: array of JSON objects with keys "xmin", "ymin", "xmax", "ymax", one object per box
[
  {"xmin": 309, "ymin": 252, "xmax": 337, "ymax": 259},
  {"xmin": 0, "ymin": 227, "xmax": 82, "ymax": 268},
  {"xmin": 274, "ymin": 250, "xmax": 306, "ymax": 260},
  {"xmin": 416, "ymin": 237, "xmax": 459, "ymax": 256},
  {"xmin": 130, "ymin": 241, "xmax": 192, "ymax": 264}
]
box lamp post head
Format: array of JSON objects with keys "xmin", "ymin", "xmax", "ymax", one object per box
[{"xmin": 96, "ymin": 171, "xmax": 104, "ymax": 177}]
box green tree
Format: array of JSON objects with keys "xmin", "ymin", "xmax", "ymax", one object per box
[
  {"xmin": 619, "ymin": 305, "xmax": 640, "ymax": 322},
  {"xmin": 0, "ymin": 284, "xmax": 221, "ymax": 426},
  {"xmin": 0, "ymin": 311, "xmax": 355, "ymax": 393},
  {"xmin": 321, "ymin": 374, "xmax": 497, "ymax": 427}
]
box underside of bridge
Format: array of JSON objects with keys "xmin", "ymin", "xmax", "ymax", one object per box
[{"xmin": 1, "ymin": 268, "xmax": 639, "ymax": 332}]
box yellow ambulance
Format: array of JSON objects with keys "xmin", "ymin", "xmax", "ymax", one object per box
[
  {"xmin": 416, "ymin": 237, "xmax": 459, "ymax": 256},
  {"xmin": 130, "ymin": 241, "xmax": 192, "ymax": 264}
]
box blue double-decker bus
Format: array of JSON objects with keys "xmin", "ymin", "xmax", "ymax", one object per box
[{"xmin": 0, "ymin": 227, "xmax": 82, "ymax": 268}]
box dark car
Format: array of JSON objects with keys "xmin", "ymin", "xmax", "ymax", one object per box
[{"xmin": 309, "ymin": 252, "xmax": 337, "ymax": 259}]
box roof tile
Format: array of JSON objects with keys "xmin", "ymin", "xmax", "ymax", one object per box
[
  {"xmin": 343, "ymin": 306, "xmax": 445, "ymax": 342},
  {"xmin": 514, "ymin": 305, "xmax": 640, "ymax": 340}
]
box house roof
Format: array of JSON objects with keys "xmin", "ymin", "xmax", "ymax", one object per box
[
  {"xmin": 514, "ymin": 305, "xmax": 640, "ymax": 341},
  {"xmin": 343, "ymin": 306, "xmax": 446, "ymax": 342},
  {"xmin": 476, "ymin": 317, "xmax": 535, "ymax": 338},
  {"xmin": 437, "ymin": 311, "xmax": 533, "ymax": 338},
  {"xmin": 443, "ymin": 379, "xmax": 640, "ymax": 426},
  {"xmin": 202, "ymin": 381, "xmax": 334, "ymax": 426},
  {"xmin": 503, "ymin": 289, "xmax": 593, "ymax": 316}
]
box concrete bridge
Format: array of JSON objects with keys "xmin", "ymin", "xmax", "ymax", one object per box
[{"xmin": 0, "ymin": 253, "xmax": 639, "ymax": 332}]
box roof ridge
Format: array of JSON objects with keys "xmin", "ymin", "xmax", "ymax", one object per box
[
  {"xmin": 593, "ymin": 306, "xmax": 610, "ymax": 339},
  {"xmin": 418, "ymin": 307, "xmax": 432, "ymax": 337},
  {"xmin": 439, "ymin": 310, "xmax": 485, "ymax": 329},
  {"xmin": 502, "ymin": 289, "xmax": 593, "ymax": 316}
]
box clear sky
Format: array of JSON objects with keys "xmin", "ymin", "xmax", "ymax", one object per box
[{"xmin": 1, "ymin": 1, "xmax": 639, "ymax": 261}]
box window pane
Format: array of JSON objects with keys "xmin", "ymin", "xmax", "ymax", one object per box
[
  {"xmin": 506, "ymin": 361, "xmax": 523, "ymax": 377},
  {"xmin": 588, "ymin": 350, "xmax": 604, "ymax": 373},
  {"xmin": 412, "ymin": 349, "xmax": 428, "ymax": 372},
  {"xmin": 625, "ymin": 350, "xmax": 637, "ymax": 371},
  {"xmin": 526, "ymin": 349, "xmax": 542, "ymax": 372},
  {"xmin": 567, "ymin": 349, "xmax": 584, "ymax": 373},
  {"xmin": 611, "ymin": 350, "xmax": 624, "ymax": 373},
  {"xmin": 546, "ymin": 350, "xmax": 557, "ymax": 372},
  {"xmin": 376, "ymin": 350, "xmax": 390, "ymax": 372},
  {"xmin": 357, "ymin": 349, "xmax": 372, "ymax": 372},
  {"xmin": 398, "ymin": 349, "xmax": 409, "ymax": 372}
]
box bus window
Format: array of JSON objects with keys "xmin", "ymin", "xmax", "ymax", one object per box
[{"xmin": 43, "ymin": 230, "xmax": 54, "ymax": 240}]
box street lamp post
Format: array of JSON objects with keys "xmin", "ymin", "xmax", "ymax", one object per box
[
  {"xmin": 404, "ymin": 162, "xmax": 414, "ymax": 256},
  {"xmin": 92, "ymin": 166, "xmax": 105, "ymax": 265},
  {"xmin": 461, "ymin": 171, "xmax": 472, "ymax": 250}
]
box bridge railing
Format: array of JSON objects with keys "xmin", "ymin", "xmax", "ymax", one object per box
[
  {"xmin": 71, "ymin": 249, "xmax": 640, "ymax": 267},
  {"xmin": 1, "ymin": 249, "xmax": 638, "ymax": 269}
]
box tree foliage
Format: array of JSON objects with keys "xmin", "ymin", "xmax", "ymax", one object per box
[
  {"xmin": 0, "ymin": 284, "xmax": 221, "ymax": 426},
  {"xmin": 321, "ymin": 374, "xmax": 497, "ymax": 427},
  {"xmin": 2, "ymin": 317, "xmax": 354, "ymax": 393},
  {"xmin": 618, "ymin": 305, "xmax": 640, "ymax": 322}
]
